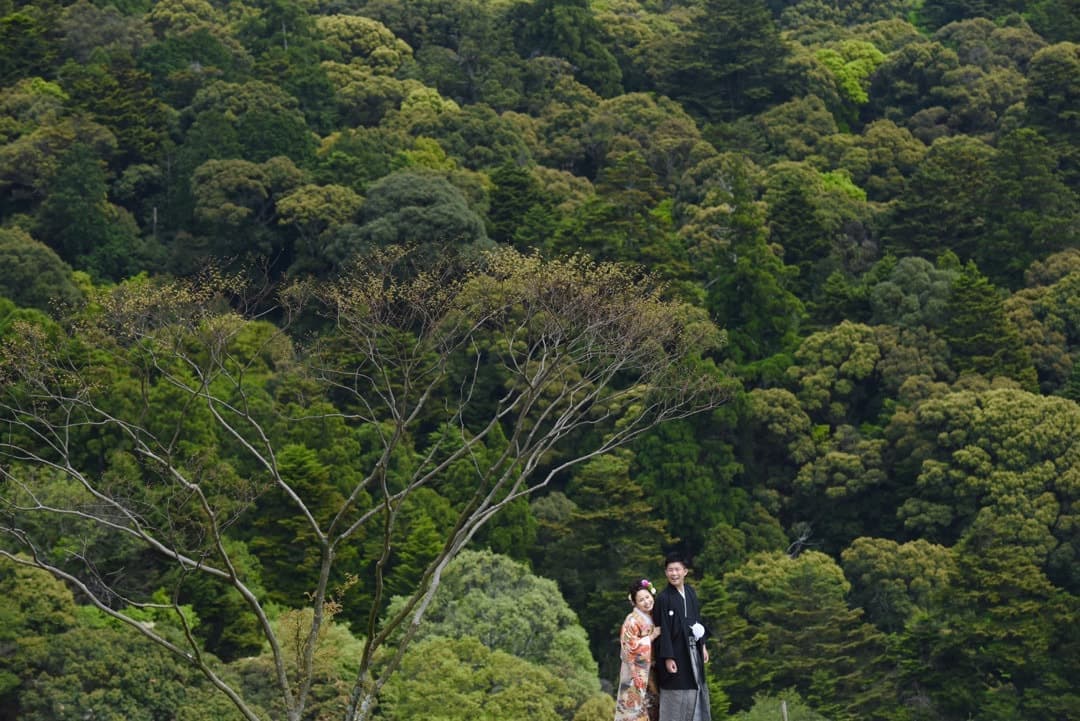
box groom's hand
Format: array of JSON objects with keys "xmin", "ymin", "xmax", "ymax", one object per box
[{"xmin": 665, "ymin": 659, "xmax": 677, "ymax": 674}]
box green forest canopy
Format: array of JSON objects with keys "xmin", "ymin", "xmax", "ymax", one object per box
[{"xmin": 0, "ymin": 0, "xmax": 1078, "ymax": 719}]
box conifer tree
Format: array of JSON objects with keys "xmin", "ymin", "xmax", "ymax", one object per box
[
  {"xmin": 650, "ymin": 0, "xmax": 791, "ymax": 121},
  {"xmin": 941, "ymin": 261, "xmax": 1038, "ymax": 390},
  {"xmin": 488, "ymin": 161, "xmax": 544, "ymax": 244},
  {"xmin": 712, "ymin": 551, "xmax": 899, "ymax": 720}
]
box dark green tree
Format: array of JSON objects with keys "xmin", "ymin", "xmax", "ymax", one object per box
[
  {"xmin": 138, "ymin": 27, "xmax": 248, "ymax": 107},
  {"xmin": 883, "ymin": 135, "xmax": 996, "ymax": 265},
  {"xmin": 247, "ymin": 444, "xmax": 358, "ymax": 606},
  {"xmin": 866, "ymin": 40, "xmax": 960, "ymax": 123},
  {"xmin": 529, "ymin": 452, "xmax": 672, "ymax": 681},
  {"xmin": 58, "ymin": 53, "xmax": 172, "ymax": 166},
  {"xmin": 237, "ymin": 0, "xmax": 317, "ymax": 56},
  {"xmin": 1024, "ymin": 42, "xmax": 1080, "ymax": 188},
  {"xmin": 1026, "ymin": 0, "xmax": 1080, "ymax": 42},
  {"xmin": 382, "ymin": 549, "xmax": 601, "ymax": 704},
  {"xmin": 0, "ymin": 561, "xmax": 249, "ymax": 721},
  {"xmin": 0, "ymin": 3, "xmax": 61, "ymax": 84},
  {"xmin": 57, "ymin": 0, "xmax": 152, "ymax": 64},
  {"xmin": 713, "ymin": 551, "xmax": 900, "ymax": 720},
  {"xmin": 763, "ymin": 161, "xmax": 873, "ymax": 299},
  {"xmin": 185, "ymin": 79, "xmax": 316, "ymax": 165},
  {"xmin": 631, "ymin": 418, "xmax": 743, "ymax": 555},
  {"xmin": 941, "ymin": 262, "xmax": 1038, "ymax": 389},
  {"xmin": 356, "ymin": 170, "xmax": 490, "ymax": 267},
  {"xmin": 379, "ymin": 636, "xmax": 582, "ymax": 721},
  {"xmin": 514, "ymin": 0, "xmax": 623, "ymax": 97},
  {"xmin": 487, "ymin": 161, "xmax": 545, "ymax": 244},
  {"xmin": 697, "ymin": 163, "xmax": 805, "ymax": 364},
  {"xmin": 33, "ymin": 142, "xmax": 149, "ymax": 280},
  {"xmin": 917, "ymin": 0, "xmax": 1026, "ymax": 32},
  {"xmin": 898, "ymin": 511, "xmax": 1080, "ymax": 720},
  {"xmin": 981, "ymin": 128, "xmax": 1079, "ymax": 287},
  {"xmin": 649, "ymin": 0, "xmax": 791, "ymax": 121},
  {"xmin": 0, "ymin": 228, "xmax": 82, "ymax": 312}
]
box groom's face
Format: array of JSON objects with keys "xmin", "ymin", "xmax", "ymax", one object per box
[{"xmin": 665, "ymin": 561, "xmax": 687, "ymax": 587}]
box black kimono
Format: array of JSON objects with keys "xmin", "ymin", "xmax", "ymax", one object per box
[
  {"xmin": 653, "ymin": 583, "xmax": 707, "ymax": 689},
  {"xmin": 653, "ymin": 584, "xmax": 711, "ymax": 720}
]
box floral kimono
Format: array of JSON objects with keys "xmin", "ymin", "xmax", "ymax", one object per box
[{"xmin": 614, "ymin": 607, "xmax": 658, "ymax": 721}]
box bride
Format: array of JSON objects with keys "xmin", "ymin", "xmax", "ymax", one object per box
[{"xmin": 614, "ymin": 579, "xmax": 661, "ymax": 721}]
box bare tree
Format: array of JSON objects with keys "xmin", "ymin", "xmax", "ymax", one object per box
[{"xmin": 0, "ymin": 247, "xmax": 729, "ymax": 721}]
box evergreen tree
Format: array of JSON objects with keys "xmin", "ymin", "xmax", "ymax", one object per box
[
  {"xmin": 899, "ymin": 512, "xmax": 1080, "ymax": 720},
  {"xmin": 650, "ymin": 0, "xmax": 791, "ymax": 121},
  {"xmin": 700, "ymin": 163, "xmax": 805, "ymax": 364},
  {"xmin": 514, "ymin": 0, "xmax": 622, "ymax": 97},
  {"xmin": 941, "ymin": 261, "xmax": 1038, "ymax": 389},
  {"xmin": 981, "ymin": 129, "xmax": 1079, "ymax": 288},
  {"xmin": 884, "ymin": 135, "xmax": 996, "ymax": 266},
  {"xmin": 33, "ymin": 143, "xmax": 148, "ymax": 280},
  {"xmin": 528, "ymin": 452, "xmax": 672, "ymax": 681},
  {"xmin": 245, "ymin": 444, "xmax": 359, "ymax": 606},
  {"xmin": 488, "ymin": 161, "xmax": 544, "ymax": 244},
  {"xmin": 713, "ymin": 551, "xmax": 900, "ymax": 720}
]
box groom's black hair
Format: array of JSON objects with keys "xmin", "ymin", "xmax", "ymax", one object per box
[{"xmin": 664, "ymin": 551, "xmax": 689, "ymax": 568}]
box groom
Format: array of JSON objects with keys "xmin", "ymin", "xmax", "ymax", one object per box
[{"xmin": 652, "ymin": 552, "xmax": 710, "ymax": 721}]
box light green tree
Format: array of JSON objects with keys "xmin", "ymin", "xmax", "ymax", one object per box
[
  {"xmin": 889, "ymin": 387, "xmax": 1080, "ymax": 591},
  {"xmin": 0, "ymin": 227, "xmax": 82, "ymax": 312},
  {"xmin": 379, "ymin": 636, "xmax": 580, "ymax": 721},
  {"xmin": 840, "ymin": 536, "xmax": 954, "ymax": 632},
  {"xmin": 383, "ymin": 549, "xmax": 600, "ymax": 703}
]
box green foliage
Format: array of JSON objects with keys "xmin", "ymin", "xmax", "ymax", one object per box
[
  {"xmin": 730, "ymin": 692, "xmax": 831, "ymax": 721},
  {"xmin": 356, "ymin": 170, "xmax": 490, "ymax": 261},
  {"xmin": 867, "ymin": 40, "xmax": 961, "ymax": 124},
  {"xmin": 651, "ymin": 0, "xmax": 791, "ymax": 121},
  {"xmin": 763, "ymin": 161, "xmax": 873, "ymax": 298},
  {"xmin": 980, "ymin": 128, "xmax": 1079, "ymax": 286},
  {"xmin": 528, "ymin": 452, "xmax": 671, "ymax": 680},
  {"xmin": 0, "ymin": 227, "xmax": 82, "ymax": 312},
  {"xmin": 680, "ymin": 154, "xmax": 804, "ymax": 363},
  {"xmin": 384, "ymin": 549, "xmax": 600, "ymax": 703},
  {"xmin": 884, "ymin": 135, "xmax": 996, "ymax": 265},
  {"xmin": 187, "ymin": 79, "xmax": 316, "ymax": 165},
  {"xmin": 0, "ymin": 0, "xmax": 1077, "ymax": 718},
  {"xmin": 58, "ymin": 54, "xmax": 171, "ymax": 166},
  {"xmin": 632, "ymin": 420, "xmax": 741, "ymax": 553},
  {"xmin": 0, "ymin": 4, "xmax": 61, "ymax": 84},
  {"xmin": 487, "ymin": 161, "xmax": 545, "ymax": 243},
  {"xmin": 0, "ymin": 568, "xmax": 251, "ymax": 721},
  {"xmin": 515, "ymin": 0, "xmax": 623, "ymax": 97},
  {"xmin": 897, "ymin": 514, "xmax": 1080, "ymax": 719},
  {"xmin": 714, "ymin": 551, "xmax": 899, "ymax": 720},
  {"xmin": 941, "ymin": 262, "xmax": 1038, "ymax": 389},
  {"xmin": 840, "ymin": 537, "xmax": 955, "ymax": 631},
  {"xmin": 890, "ymin": 387, "xmax": 1080, "ymax": 591},
  {"xmin": 33, "ymin": 142, "xmax": 152, "ymax": 281},
  {"xmin": 0, "ymin": 561, "xmax": 73, "ymax": 705},
  {"xmin": 918, "ymin": 0, "xmax": 1028, "ymax": 32},
  {"xmin": 247, "ymin": 444, "xmax": 359, "ymax": 606},
  {"xmin": 868, "ymin": 255, "xmax": 954, "ymax": 328},
  {"xmin": 380, "ymin": 636, "xmax": 579, "ymax": 721},
  {"xmin": 815, "ymin": 40, "xmax": 887, "ymax": 126}
]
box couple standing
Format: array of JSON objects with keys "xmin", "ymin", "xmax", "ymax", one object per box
[{"xmin": 615, "ymin": 553, "xmax": 710, "ymax": 721}]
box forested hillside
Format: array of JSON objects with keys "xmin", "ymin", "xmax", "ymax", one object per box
[{"xmin": 1, "ymin": 0, "xmax": 1078, "ymax": 720}]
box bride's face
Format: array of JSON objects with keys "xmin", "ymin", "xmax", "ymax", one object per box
[{"xmin": 633, "ymin": 589, "xmax": 654, "ymax": 613}]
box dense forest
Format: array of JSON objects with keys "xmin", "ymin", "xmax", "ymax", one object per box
[{"xmin": 1, "ymin": 0, "xmax": 1079, "ymax": 719}]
